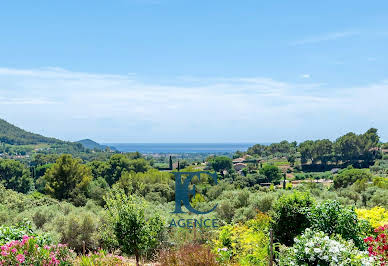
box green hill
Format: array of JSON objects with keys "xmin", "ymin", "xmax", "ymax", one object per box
[
  {"xmin": 0, "ymin": 118, "xmax": 64, "ymax": 145},
  {"xmin": 76, "ymin": 139, "xmax": 115, "ymax": 151}
]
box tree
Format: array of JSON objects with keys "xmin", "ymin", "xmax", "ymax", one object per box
[
  {"xmin": 0, "ymin": 159, "xmax": 33, "ymax": 193},
  {"xmin": 43, "ymin": 154, "xmax": 92, "ymax": 205},
  {"xmin": 209, "ymin": 156, "xmax": 233, "ymax": 175},
  {"xmin": 259, "ymin": 164, "xmax": 282, "ymax": 183},
  {"xmin": 129, "ymin": 158, "xmax": 149, "ymax": 173},
  {"xmin": 299, "ymin": 140, "xmax": 315, "ymax": 164},
  {"xmin": 313, "ymin": 139, "xmax": 333, "ymax": 165},
  {"xmin": 271, "ymin": 191, "xmax": 315, "ymax": 246},
  {"xmin": 333, "ymin": 167, "xmax": 372, "ymax": 188},
  {"xmin": 105, "ymin": 190, "xmax": 164, "ymax": 265}
]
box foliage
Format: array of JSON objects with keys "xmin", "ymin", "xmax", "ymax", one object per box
[
  {"xmin": 104, "ymin": 189, "xmax": 165, "ymax": 265},
  {"xmin": 308, "ymin": 200, "xmax": 367, "ymax": 249},
  {"xmin": 0, "ymin": 118, "xmax": 65, "ymax": 145},
  {"xmin": 0, "ymin": 159, "xmax": 33, "ymax": 193},
  {"xmin": 334, "ymin": 167, "xmax": 373, "ymax": 188},
  {"xmin": 356, "ymin": 206, "xmax": 388, "ymax": 228},
  {"xmin": 48, "ymin": 205, "xmax": 103, "ymax": 253},
  {"xmin": 364, "ymin": 224, "xmax": 388, "ymax": 265},
  {"xmin": 43, "ymin": 154, "xmax": 93, "ymax": 206},
  {"xmin": 115, "ymin": 169, "xmax": 174, "ymax": 203},
  {"xmin": 278, "ymin": 228, "xmax": 373, "ymax": 266},
  {"xmin": 271, "ymin": 191, "xmax": 315, "ymax": 246},
  {"xmin": 259, "ymin": 164, "xmax": 283, "ymax": 183},
  {"xmin": 158, "ymin": 244, "xmax": 219, "ymax": 266},
  {"xmin": 213, "ymin": 213, "xmax": 270, "ymax": 265},
  {"xmin": 0, "ymin": 221, "xmax": 52, "ymax": 246},
  {"xmin": 0, "ymin": 236, "xmax": 75, "ymax": 265},
  {"xmin": 73, "ymin": 250, "xmax": 129, "ymax": 266},
  {"xmin": 208, "ymin": 156, "xmax": 233, "ymax": 174},
  {"xmin": 89, "ymin": 155, "xmax": 150, "ymax": 186}
]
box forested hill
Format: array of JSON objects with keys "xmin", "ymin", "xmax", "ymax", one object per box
[
  {"xmin": 76, "ymin": 139, "xmax": 116, "ymax": 151},
  {"xmin": 0, "ymin": 118, "xmax": 65, "ymax": 145}
]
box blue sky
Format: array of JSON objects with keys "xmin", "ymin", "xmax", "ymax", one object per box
[{"xmin": 0, "ymin": 1, "xmax": 387, "ymax": 142}]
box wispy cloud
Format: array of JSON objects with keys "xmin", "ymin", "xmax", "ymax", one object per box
[
  {"xmin": 0, "ymin": 67, "xmax": 386, "ymax": 142},
  {"xmin": 300, "ymin": 74, "xmax": 310, "ymax": 79},
  {"xmin": 290, "ymin": 31, "xmax": 360, "ymax": 46}
]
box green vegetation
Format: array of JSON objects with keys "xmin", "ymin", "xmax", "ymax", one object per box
[{"xmin": 0, "ymin": 119, "xmax": 388, "ymax": 264}]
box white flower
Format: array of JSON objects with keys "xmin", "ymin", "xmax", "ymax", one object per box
[{"xmin": 313, "ymin": 248, "xmax": 322, "ymax": 254}]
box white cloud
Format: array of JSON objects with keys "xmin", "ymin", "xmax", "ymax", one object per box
[
  {"xmin": 301, "ymin": 74, "xmax": 310, "ymax": 79},
  {"xmin": 0, "ymin": 67, "xmax": 386, "ymax": 142},
  {"xmin": 290, "ymin": 31, "xmax": 359, "ymax": 46}
]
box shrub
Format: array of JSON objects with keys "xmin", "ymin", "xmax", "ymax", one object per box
[
  {"xmin": 0, "ymin": 236, "xmax": 75, "ymax": 265},
  {"xmin": 73, "ymin": 250, "xmax": 129, "ymax": 266},
  {"xmin": 0, "ymin": 221, "xmax": 52, "ymax": 246},
  {"xmin": 104, "ymin": 189, "xmax": 165, "ymax": 265},
  {"xmin": 308, "ymin": 200, "xmax": 366, "ymax": 249},
  {"xmin": 271, "ymin": 191, "xmax": 314, "ymax": 246},
  {"xmin": 158, "ymin": 244, "xmax": 219, "ymax": 266},
  {"xmin": 213, "ymin": 213, "xmax": 270, "ymax": 265},
  {"xmin": 364, "ymin": 224, "xmax": 388, "ymax": 264},
  {"xmin": 356, "ymin": 206, "xmax": 388, "ymax": 228},
  {"xmin": 278, "ymin": 229, "xmax": 373, "ymax": 265}
]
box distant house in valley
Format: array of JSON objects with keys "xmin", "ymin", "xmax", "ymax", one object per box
[
  {"xmin": 232, "ymin": 155, "xmax": 261, "ymax": 165},
  {"xmin": 234, "ymin": 162, "xmax": 247, "ymax": 172}
]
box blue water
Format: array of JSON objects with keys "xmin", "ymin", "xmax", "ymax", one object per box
[{"xmin": 104, "ymin": 143, "xmax": 258, "ymax": 154}]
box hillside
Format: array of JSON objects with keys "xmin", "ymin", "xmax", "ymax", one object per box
[
  {"xmin": 0, "ymin": 118, "xmax": 64, "ymax": 145},
  {"xmin": 77, "ymin": 139, "xmax": 116, "ymax": 151}
]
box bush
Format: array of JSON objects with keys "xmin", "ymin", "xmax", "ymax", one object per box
[
  {"xmin": 364, "ymin": 224, "xmax": 388, "ymax": 264},
  {"xmin": 271, "ymin": 191, "xmax": 314, "ymax": 246},
  {"xmin": 308, "ymin": 200, "xmax": 366, "ymax": 249},
  {"xmin": 0, "ymin": 236, "xmax": 75, "ymax": 265},
  {"xmin": 356, "ymin": 206, "xmax": 388, "ymax": 228},
  {"xmin": 278, "ymin": 229, "xmax": 372, "ymax": 265},
  {"xmin": 213, "ymin": 213, "xmax": 270, "ymax": 265},
  {"xmin": 158, "ymin": 244, "xmax": 219, "ymax": 266},
  {"xmin": 0, "ymin": 221, "xmax": 52, "ymax": 246},
  {"xmin": 104, "ymin": 189, "xmax": 165, "ymax": 265},
  {"xmin": 73, "ymin": 250, "xmax": 129, "ymax": 266}
]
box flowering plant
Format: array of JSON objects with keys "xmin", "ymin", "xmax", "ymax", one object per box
[
  {"xmin": 0, "ymin": 235, "xmax": 75, "ymax": 265},
  {"xmin": 364, "ymin": 224, "xmax": 388, "ymax": 265},
  {"xmin": 279, "ymin": 228, "xmax": 374, "ymax": 266},
  {"xmin": 356, "ymin": 207, "xmax": 388, "ymax": 229},
  {"xmin": 213, "ymin": 213, "xmax": 270, "ymax": 265}
]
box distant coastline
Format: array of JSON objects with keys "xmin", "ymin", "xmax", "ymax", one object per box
[{"xmin": 104, "ymin": 143, "xmax": 267, "ymax": 154}]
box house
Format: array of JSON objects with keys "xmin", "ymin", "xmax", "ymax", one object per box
[{"xmin": 234, "ymin": 162, "xmax": 247, "ymax": 171}]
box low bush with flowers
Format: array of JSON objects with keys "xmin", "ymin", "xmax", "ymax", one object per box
[
  {"xmin": 0, "ymin": 220, "xmax": 52, "ymax": 246},
  {"xmin": 72, "ymin": 250, "xmax": 130, "ymax": 266},
  {"xmin": 0, "ymin": 235, "xmax": 75, "ymax": 265},
  {"xmin": 356, "ymin": 207, "xmax": 388, "ymax": 229},
  {"xmin": 278, "ymin": 228, "xmax": 374, "ymax": 266},
  {"xmin": 213, "ymin": 213, "xmax": 270, "ymax": 265},
  {"xmin": 364, "ymin": 224, "xmax": 388, "ymax": 265}
]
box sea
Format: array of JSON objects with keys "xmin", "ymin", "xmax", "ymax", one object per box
[{"xmin": 104, "ymin": 143, "xmax": 259, "ymax": 154}]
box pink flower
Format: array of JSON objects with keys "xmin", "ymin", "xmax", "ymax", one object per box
[
  {"xmin": 11, "ymin": 248, "xmax": 17, "ymax": 253},
  {"xmin": 16, "ymin": 254, "xmax": 25, "ymax": 263},
  {"xmin": 0, "ymin": 251, "xmax": 9, "ymax": 257}
]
